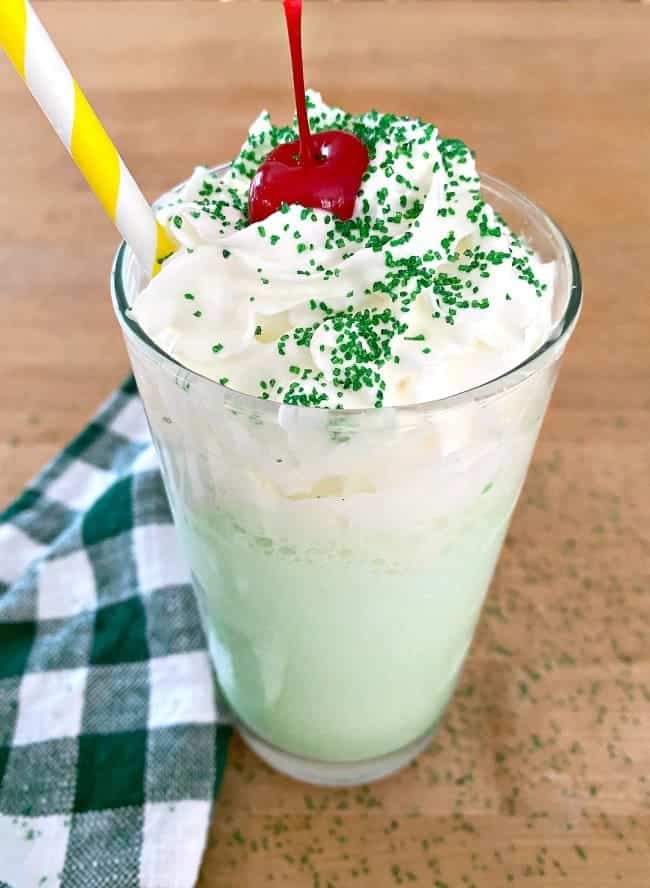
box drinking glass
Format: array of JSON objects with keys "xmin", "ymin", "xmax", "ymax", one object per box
[{"xmin": 111, "ymin": 170, "xmax": 581, "ymax": 785}]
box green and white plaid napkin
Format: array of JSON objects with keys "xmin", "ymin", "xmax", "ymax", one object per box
[{"xmin": 0, "ymin": 378, "xmax": 231, "ymax": 888}]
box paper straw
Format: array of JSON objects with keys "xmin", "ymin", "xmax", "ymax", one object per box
[{"xmin": 0, "ymin": 0, "xmax": 176, "ymax": 278}]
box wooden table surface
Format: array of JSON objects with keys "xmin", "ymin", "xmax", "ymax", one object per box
[{"xmin": 2, "ymin": 2, "xmax": 650, "ymax": 885}]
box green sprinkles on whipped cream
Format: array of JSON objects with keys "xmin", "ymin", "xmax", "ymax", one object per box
[{"xmin": 151, "ymin": 92, "xmax": 551, "ymax": 408}]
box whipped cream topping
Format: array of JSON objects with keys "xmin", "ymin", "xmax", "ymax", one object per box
[{"xmin": 132, "ymin": 92, "xmax": 554, "ymax": 408}]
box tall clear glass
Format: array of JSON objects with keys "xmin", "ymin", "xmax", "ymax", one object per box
[{"xmin": 111, "ymin": 171, "xmax": 581, "ymax": 786}]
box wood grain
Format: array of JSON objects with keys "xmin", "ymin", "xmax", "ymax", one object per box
[{"xmin": 2, "ymin": 2, "xmax": 649, "ymax": 886}]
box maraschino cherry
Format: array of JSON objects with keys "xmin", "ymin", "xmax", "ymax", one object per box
[{"xmin": 248, "ymin": 0, "xmax": 369, "ymax": 224}]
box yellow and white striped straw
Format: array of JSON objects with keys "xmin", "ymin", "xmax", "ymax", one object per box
[{"xmin": 0, "ymin": 0, "xmax": 176, "ymax": 278}]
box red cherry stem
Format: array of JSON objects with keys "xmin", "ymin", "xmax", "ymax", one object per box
[{"xmin": 282, "ymin": 0, "xmax": 315, "ymax": 166}]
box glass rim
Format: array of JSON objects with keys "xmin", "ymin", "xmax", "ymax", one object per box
[{"xmin": 111, "ymin": 169, "xmax": 582, "ymax": 417}]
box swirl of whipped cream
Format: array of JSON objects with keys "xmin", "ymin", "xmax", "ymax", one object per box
[{"xmin": 132, "ymin": 92, "xmax": 554, "ymax": 408}]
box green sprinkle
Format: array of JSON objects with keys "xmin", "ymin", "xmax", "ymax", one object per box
[{"xmin": 212, "ymin": 343, "xmax": 224, "ymax": 354}]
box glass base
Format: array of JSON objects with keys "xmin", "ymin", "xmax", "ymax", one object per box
[
  {"xmin": 235, "ymin": 719, "xmax": 436, "ymax": 787},
  {"xmin": 192, "ymin": 571, "xmax": 443, "ymax": 786}
]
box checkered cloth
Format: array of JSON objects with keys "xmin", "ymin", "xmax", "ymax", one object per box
[{"xmin": 0, "ymin": 378, "xmax": 231, "ymax": 888}]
